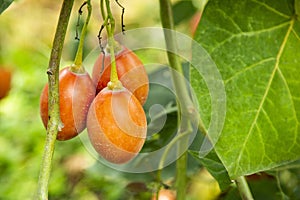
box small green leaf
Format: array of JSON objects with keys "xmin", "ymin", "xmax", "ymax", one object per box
[
  {"xmin": 0, "ymin": 0, "xmax": 13, "ymax": 14},
  {"xmin": 142, "ymin": 112, "xmax": 178, "ymax": 152},
  {"xmin": 189, "ymin": 150, "xmax": 232, "ymax": 191},
  {"xmin": 191, "ymin": 0, "xmax": 300, "ymax": 178}
]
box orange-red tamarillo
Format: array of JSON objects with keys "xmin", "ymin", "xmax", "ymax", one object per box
[
  {"xmin": 87, "ymin": 87, "xmax": 147, "ymax": 164},
  {"xmin": 40, "ymin": 67, "xmax": 95, "ymax": 140},
  {"xmin": 92, "ymin": 46, "xmax": 149, "ymax": 105}
]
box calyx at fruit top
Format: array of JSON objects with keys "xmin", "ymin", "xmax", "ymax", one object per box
[{"xmin": 107, "ymin": 80, "xmax": 123, "ymax": 90}]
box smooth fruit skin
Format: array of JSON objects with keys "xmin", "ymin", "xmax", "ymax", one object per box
[
  {"xmin": 40, "ymin": 67, "xmax": 95, "ymax": 141},
  {"xmin": 87, "ymin": 87, "xmax": 147, "ymax": 164},
  {"xmin": 0, "ymin": 68, "xmax": 12, "ymax": 99},
  {"xmin": 92, "ymin": 46, "xmax": 149, "ymax": 105}
]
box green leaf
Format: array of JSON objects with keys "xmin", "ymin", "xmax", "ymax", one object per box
[
  {"xmin": 0, "ymin": 0, "xmax": 13, "ymax": 14},
  {"xmin": 142, "ymin": 111, "xmax": 178, "ymax": 152},
  {"xmin": 191, "ymin": 0, "xmax": 300, "ymax": 178},
  {"xmin": 189, "ymin": 150, "xmax": 232, "ymax": 191},
  {"xmin": 172, "ymin": 0, "xmax": 198, "ymax": 25}
]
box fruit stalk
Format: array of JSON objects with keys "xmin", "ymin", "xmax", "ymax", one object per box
[
  {"xmin": 100, "ymin": 0, "xmax": 106, "ymax": 20},
  {"xmin": 36, "ymin": 0, "xmax": 74, "ymax": 199},
  {"xmin": 73, "ymin": 0, "xmax": 92, "ymax": 71},
  {"xmin": 104, "ymin": 0, "xmax": 119, "ymax": 88},
  {"xmin": 159, "ymin": 0, "xmax": 195, "ymax": 199}
]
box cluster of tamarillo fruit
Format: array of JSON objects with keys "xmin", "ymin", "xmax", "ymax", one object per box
[{"xmin": 39, "ymin": 43, "xmax": 149, "ymax": 164}]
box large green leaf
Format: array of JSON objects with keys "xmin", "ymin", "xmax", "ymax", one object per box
[
  {"xmin": 191, "ymin": 0, "xmax": 300, "ymax": 178},
  {"xmin": 0, "ymin": 0, "xmax": 13, "ymax": 14}
]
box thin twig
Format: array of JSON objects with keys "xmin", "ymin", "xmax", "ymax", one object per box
[
  {"xmin": 73, "ymin": 0, "xmax": 92, "ymax": 67},
  {"xmin": 97, "ymin": 24, "xmax": 106, "ymax": 74},
  {"xmin": 75, "ymin": 1, "xmax": 88, "ymax": 40},
  {"xmin": 115, "ymin": 0, "xmax": 125, "ymax": 33},
  {"xmin": 97, "ymin": 24, "xmax": 106, "ymax": 53}
]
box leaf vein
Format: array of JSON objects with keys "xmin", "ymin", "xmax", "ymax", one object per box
[
  {"xmin": 292, "ymin": 29, "xmax": 300, "ymax": 41},
  {"xmin": 210, "ymin": 22, "xmax": 290, "ymax": 54},
  {"xmin": 277, "ymin": 68, "xmax": 299, "ymax": 124},
  {"xmin": 255, "ymin": 123, "xmax": 266, "ymax": 166},
  {"xmin": 214, "ymin": 26, "xmax": 237, "ymax": 36},
  {"xmin": 249, "ymin": 0, "xmax": 291, "ymax": 19},
  {"xmin": 235, "ymin": 19, "xmax": 294, "ymax": 171},
  {"xmin": 224, "ymin": 57, "xmax": 275, "ymax": 84},
  {"xmin": 215, "ymin": 8, "xmax": 243, "ymax": 33},
  {"xmin": 275, "ymin": 66, "xmax": 299, "ymax": 152},
  {"xmin": 261, "ymin": 107, "xmax": 279, "ymax": 140}
]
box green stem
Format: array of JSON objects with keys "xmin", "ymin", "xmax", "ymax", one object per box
[
  {"xmin": 159, "ymin": 0, "xmax": 197, "ymax": 199},
  {"xmin": 104, "ymin": 0, "xmax": 120, "ymax": 89},
  {"xmin": 159, "ymin": 0, "xmax": 194, "ymax": 114},
  {"xmin": 157, "ymin": 131, "xmax": 190, "ymax": 180},
  {"xmin": 100, "ymin": 0, "xmax": 106, "ymax": 20},
  {"xmin": 235, "ymin": 176, "xmax": 254, "ymax": 200},
  {"xmin": 36, "ymin": 0, "xmax": 74, "ymax": 199},
  {"xmin": 176, "ymin": 153, "xmax": 187, "ymax": 199},
  {"xmin": 156, "ymin": 131, "xmax": 190, "ymax": 200},
  {"xmin": 73, "ymin": 0, "xmax": 92, "ymax": 71}
]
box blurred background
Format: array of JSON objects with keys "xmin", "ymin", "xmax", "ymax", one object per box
[{"xmin": 1, "ymin": 0, "xmax": 300, "ymax": 200}]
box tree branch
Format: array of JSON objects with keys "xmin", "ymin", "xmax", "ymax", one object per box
[{"xmin": 36, "ymin": 0, "xmax": 74, "ymax": 199}]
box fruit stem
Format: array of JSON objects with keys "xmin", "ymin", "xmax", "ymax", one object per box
[
  {"xmin": 73, "ymin": 0, "xmax": 92, "ymax": 73},
  {"xmin": 100, "ymin": 0, "xmax": 106, "ymax": 21},
  {"xmin": 235, "ymin": 176, "xmax": 254, "ymax": 200},
  {"xmin": 159, "ymin": 0, "xmax": 198, "ymax": 199},
  {"xmin": 36, "ymin": 0, "xmax": 74, "ymax": 199},
  {"xmin": 104, "ymin": 0, "xmax": 121, "ymax": 90}
]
